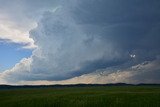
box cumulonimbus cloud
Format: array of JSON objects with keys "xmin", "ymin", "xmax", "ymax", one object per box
[{"xmin": 1, "ymin": 0, "xmax": 160, "ymax": 84}]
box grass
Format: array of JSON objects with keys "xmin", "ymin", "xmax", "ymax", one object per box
[{"xmin": 0, "ymin": 86, "xmax": 160, "ymax": 107}]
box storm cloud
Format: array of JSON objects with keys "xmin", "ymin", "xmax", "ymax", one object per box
[{"xmin": 1, "ymin": 0, "xmax": 160, "ymax": 84}]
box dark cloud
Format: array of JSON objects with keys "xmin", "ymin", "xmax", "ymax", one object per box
[
  {"xmin": 1, "ymin": 0, "xmax": 160, "ymax": 83},
  {"xmin": 71, "ymin": 0, "xmax": 160, "ymax": 62},
  {"xmin": 29, "ymin": 0, "xmax": 160, "ymax": 80}
]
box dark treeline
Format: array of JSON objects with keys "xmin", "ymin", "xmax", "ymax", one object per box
[{"xmin": 0, "ymin": 83, "xmax": 160, "ymax": 90}]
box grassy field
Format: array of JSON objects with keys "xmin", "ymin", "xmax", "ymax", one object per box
[{"xmin": 0, "ymin": 86, "xmax": 160, "ymax": 107}]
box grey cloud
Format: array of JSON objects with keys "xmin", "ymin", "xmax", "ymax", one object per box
[
  {"xmin": 0, "ymin": 0, "xmax": 59, "ymax": 29},
  {"xmin": 68, "ymin": 0, "xmax": 160, "ymax": 64},
  {"xmin": 29, "ymin": 9, "xmax": 121, "ymax": 80},
  {"xmin": 1, "ymin": 0, "xmax": 160, "ymax": 83}
]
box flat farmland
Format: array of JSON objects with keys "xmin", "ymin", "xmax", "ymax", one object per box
[{"xmin": 0, "ymin": 86, "xmax": 160, "ymax": 107}]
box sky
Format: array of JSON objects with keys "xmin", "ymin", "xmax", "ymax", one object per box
[
  {"xmin": 0, "ymin": 0, "xmax": 160, "ymax": 85},
  {"xmin": 0, "ymin": 42, "xmax": 32, "ymax": 71}
]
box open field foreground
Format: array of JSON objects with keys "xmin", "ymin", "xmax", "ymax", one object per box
[{"xmin": 0, "ymin": 86, "xmax": 160, "ymax": 107}]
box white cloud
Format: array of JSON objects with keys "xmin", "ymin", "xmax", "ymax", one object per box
[
  {"xmin": 0, "ymin": 0, "xmax": 59, "ymax": 49},
  {"xmin": 0, "ymin": 15, "xmax": 37, "ymax": 49},
  {"xmin": 1, "ymin": 58, "xmax": 32, "ymax": 82},
  {"xmin": 0, "ymin": 73, "xmax": 7, "ymax": 84}
]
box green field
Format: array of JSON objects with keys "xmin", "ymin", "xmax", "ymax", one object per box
[{"xmin": 0, "ymin": 86, "xmax": 160, "ymax": 107}]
